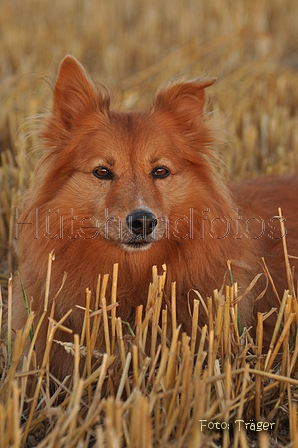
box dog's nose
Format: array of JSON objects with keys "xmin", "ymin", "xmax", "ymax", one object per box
[{"xmin": 126, "ymin": 210, "xmax": 157, "ymax": 236}]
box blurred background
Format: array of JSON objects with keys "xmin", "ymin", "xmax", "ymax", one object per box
[{"xmin": 0, "ymin": 0, "xmax": 298, "ymax": 277}]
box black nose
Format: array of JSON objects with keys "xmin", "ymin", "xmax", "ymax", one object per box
[{"xmin": 126, "ymin": 210, "xmax": 157, "ymax": 236}]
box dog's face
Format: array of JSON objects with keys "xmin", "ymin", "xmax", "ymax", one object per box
[{"xmin": 36, "ymin": 56, "xmax": 217, "ymax": 251}]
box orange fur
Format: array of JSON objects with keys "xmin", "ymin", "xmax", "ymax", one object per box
[{"xmin": 13, "ymin": 56, "xmax": 298, "ymax": 379}]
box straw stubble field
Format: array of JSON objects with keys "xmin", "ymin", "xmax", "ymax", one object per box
[{"xmin": 0, "ymin": 0, "xmax": 298, "ymax": 446}]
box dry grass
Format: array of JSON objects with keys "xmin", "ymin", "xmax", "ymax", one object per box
[
  {"xmin": 1, "ymin": 259, "xmax": 298, "ymax": 447},
  {"xmin": 1, "ymin": 0, "xmax": 298, "ymax": 446}
]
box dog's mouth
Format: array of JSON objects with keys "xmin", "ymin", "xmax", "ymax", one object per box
[{"xmin": 121, "ymin": 238, "xmax": 153, "ymax": 251}]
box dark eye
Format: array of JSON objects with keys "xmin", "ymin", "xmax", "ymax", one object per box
[
  {"xmin": 152, "ymin": 167, "xmax": 170, "ymax": 179},
  {"xmin": 93, "ymin": 166, "xmax": 113, "ymax": 180}
]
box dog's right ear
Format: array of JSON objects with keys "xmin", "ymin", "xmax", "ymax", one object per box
[
  {"xmin": 53, "ymin": 55, "xmax": 109, "ymax": 130},
  {"xmin": 152, "ymin": 78, "xmax": 216, "ymax": 130}
]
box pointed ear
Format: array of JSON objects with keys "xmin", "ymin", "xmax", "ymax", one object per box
[
  {"xmin": 152, "ymin": 78, "xmax": 216, "ymax": 127},
  {"xmin": 53, "ymin": 55, "xmax": 109, "ymax": 130}
]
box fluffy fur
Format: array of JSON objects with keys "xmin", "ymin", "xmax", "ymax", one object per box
[{"xmin": 13, "ymin": 56, "xmax": 298, "ymax": 379}]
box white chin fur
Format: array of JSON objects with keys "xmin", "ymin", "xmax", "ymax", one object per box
[{"xmin": 120, "ymin": 242, "xmax": 153, "ymax": 252}]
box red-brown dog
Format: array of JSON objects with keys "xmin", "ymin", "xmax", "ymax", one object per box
[{"xmin": 13, "ymin": 55, "xmax": 298, "ymax": 379}]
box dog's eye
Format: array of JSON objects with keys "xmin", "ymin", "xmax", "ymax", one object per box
[
  {"xmin": 93, "ymin": 166, "xmax": 113, "ymax": 180},
  {"xmin": 152, "ymin": 167, "xmax": 170, "ymax": 179}
]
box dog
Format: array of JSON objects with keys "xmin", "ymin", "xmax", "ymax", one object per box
[{"xmin": 12, "ymin": 55, "xmax": 298, "ymax": 379}]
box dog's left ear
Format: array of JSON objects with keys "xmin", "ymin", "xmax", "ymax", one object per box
[
  {"xmin": 53, "ymin": 55, "xmax": 110, "ymax": 130},
  {"xmin": 152, "ymin": 78, "xmax": 216, "ymax": 126}
]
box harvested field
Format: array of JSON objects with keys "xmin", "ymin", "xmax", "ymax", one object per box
[{"xmin": 0, "ymin": 1, "xmax": 298, "ymax": 446}]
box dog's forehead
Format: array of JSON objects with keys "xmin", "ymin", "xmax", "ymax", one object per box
[
  {"xmin": 75, "ymin": 109, "xmax": 176, "ymax": 170},
  {"xmin": 99, "ymin": 111, "xmax": 168, "ymax": 153}
]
